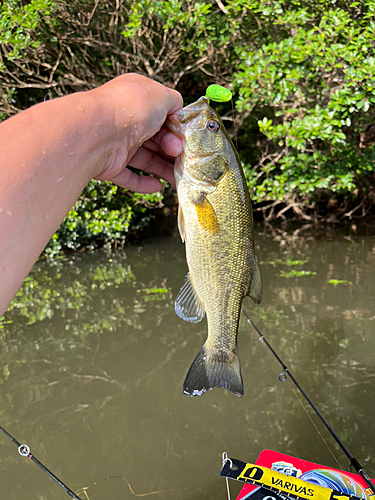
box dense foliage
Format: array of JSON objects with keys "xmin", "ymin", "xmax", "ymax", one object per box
[
  {"xmin": 45, "ymin": 181, "xmax": 164, "ymax": 256},
  {"xmin": 1, "ymin": 0, "xmax": 375, "ymax": 252},
  {"xmin": 233, "ymin": 0, "xmax": 375, "ymax": 219}
]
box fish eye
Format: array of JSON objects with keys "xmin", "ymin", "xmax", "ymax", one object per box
[{"xmin": 207, "ymin": 120, "xmax": 220, "ymax": 132}]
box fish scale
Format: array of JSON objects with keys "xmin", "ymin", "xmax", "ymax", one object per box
[{"xmin": 168, "ymin": 96, "xmax": 262, "ymax": 397}]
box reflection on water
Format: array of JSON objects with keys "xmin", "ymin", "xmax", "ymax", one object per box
[{"xmin": 1, "ymin": 225, "xmax": 375, "ymax": 500}]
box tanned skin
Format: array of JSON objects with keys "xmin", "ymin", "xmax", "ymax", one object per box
[{"xmin": 0, "ymin": 74, "xmax": 183, "ymax": 316}]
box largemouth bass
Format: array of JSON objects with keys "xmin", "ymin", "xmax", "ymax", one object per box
[{"xmin": 168, "ymin": 96, "xmax": 262, "ymax": 397}]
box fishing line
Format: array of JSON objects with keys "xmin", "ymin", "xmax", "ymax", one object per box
[
  {"xmin": 76, "ymin": 475, "xmax": 179, "ymax": 498},
  {"xmin": 0, "ymin": 425, "xmax": 81, "ymax": 500},
  {"xmin": 286, "ymin": 377, "xmax": 343, "ymax": 470},
  {"xmin": 230, "ymin": 98, "xmax": 238, "ymax": 152},
  {"xmin": 222, "ymin": 452, "xmax": 233, "ymax": 500},
  {"xmin": 245, "ymin": 310, "xmax": 342, "ymax": 469},
  {"xmin": 205, "ymin": 84, "xmax": 238, "ymax": 149},
  {"xmin": 241, "ymin": 309, "xmax": 375, "ymax": 495}
]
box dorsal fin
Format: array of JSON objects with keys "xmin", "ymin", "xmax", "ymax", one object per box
[{"xmin": 175, "ymin": 273, "xmax": 205, "ymax": 323}]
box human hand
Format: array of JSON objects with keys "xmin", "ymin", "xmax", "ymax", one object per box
[
  {"xmin": 0, "ymin": 73, "xmax": 182, "ymax": 316},
  {"xmin": 93, "ymin": 74, "xmax": 183, "ymax": 194}
]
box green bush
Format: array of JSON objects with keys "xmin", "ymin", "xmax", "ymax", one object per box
[
  {"xmin": 1, "ymin": 0, "xmax": 375, "ymax": 246},
  {"xmin": 45, "ymin": 181, "xmax": 165, "ymax": 257},
  {"xmin": 232, "ymin": 0, "xmax": 375, "ymax": 214}
]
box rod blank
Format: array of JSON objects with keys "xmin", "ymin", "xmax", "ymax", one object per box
[
  {"xmin": 241, "ymin": 309, "xmax": 375, "ymax": 495},
  {"xmin": 0, "ymin": 425, "xmax": 81, "ymax": 500}
]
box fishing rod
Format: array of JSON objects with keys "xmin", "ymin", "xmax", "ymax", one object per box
[
  {"xmin": 241, "ymin": 309, "xmax": 375, "ymax": 496},
  {"xmin": 0, "ymin": 425, "xmax": 81, "ymax": 500}
]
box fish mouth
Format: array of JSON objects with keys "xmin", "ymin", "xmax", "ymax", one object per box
[{"xmin": 166, "ymin": 96, "xmax": 209, "ymax": 137}]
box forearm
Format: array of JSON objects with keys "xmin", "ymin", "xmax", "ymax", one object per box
[
  {"xmin": 0, "ymin": 90, "xmax": 119, "ymax": 314},
  {"xmin": 0, "ymin": 73, "xmax": 182, "ymax": 316}
]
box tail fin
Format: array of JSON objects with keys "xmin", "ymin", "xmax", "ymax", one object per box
[{"xmin": 183, "ymin": 345, "xmax": 244, "ymax": 397}]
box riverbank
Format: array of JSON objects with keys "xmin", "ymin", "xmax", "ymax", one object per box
[
  {"xmin": 37, "ymin": 175, "xmax": 375, "ymax": 259},
  {"xmin": 138, "ymin": 192, "xmax": 375, "ymax": 246}
]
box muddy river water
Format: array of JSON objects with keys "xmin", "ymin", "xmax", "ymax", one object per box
[{"xmin": 1, "ymin": 224, "xmax": 375, "ymax": 500}]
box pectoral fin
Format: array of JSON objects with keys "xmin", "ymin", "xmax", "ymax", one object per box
[
  {"xmin": 175, "ymin": 273, "xmax": 205, "ymax": 323},
  {"xmin": 247, "ymin": 255, "xmax": 263, "ymax": 305},
  {"xmin": 194, "ymin": 195, "xmax": 220, "ymax": 234}
]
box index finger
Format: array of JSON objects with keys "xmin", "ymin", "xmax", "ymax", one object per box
[{"xmin": 128, "ymin": 73, "xmax": 183, "ymax": 115}]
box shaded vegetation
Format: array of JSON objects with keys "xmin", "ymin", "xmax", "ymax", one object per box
[
  {"xmin": 45, "ymin": 181, "xmax": 165, "ymax": 256},
  {"xmin": 1, "ymin": 0, "xmax": 375, "ymax": 253}
]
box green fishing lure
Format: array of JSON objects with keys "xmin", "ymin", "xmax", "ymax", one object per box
[{"xmin": 205, "ymin": 84, "xmax": 232, "ymax": 103}]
